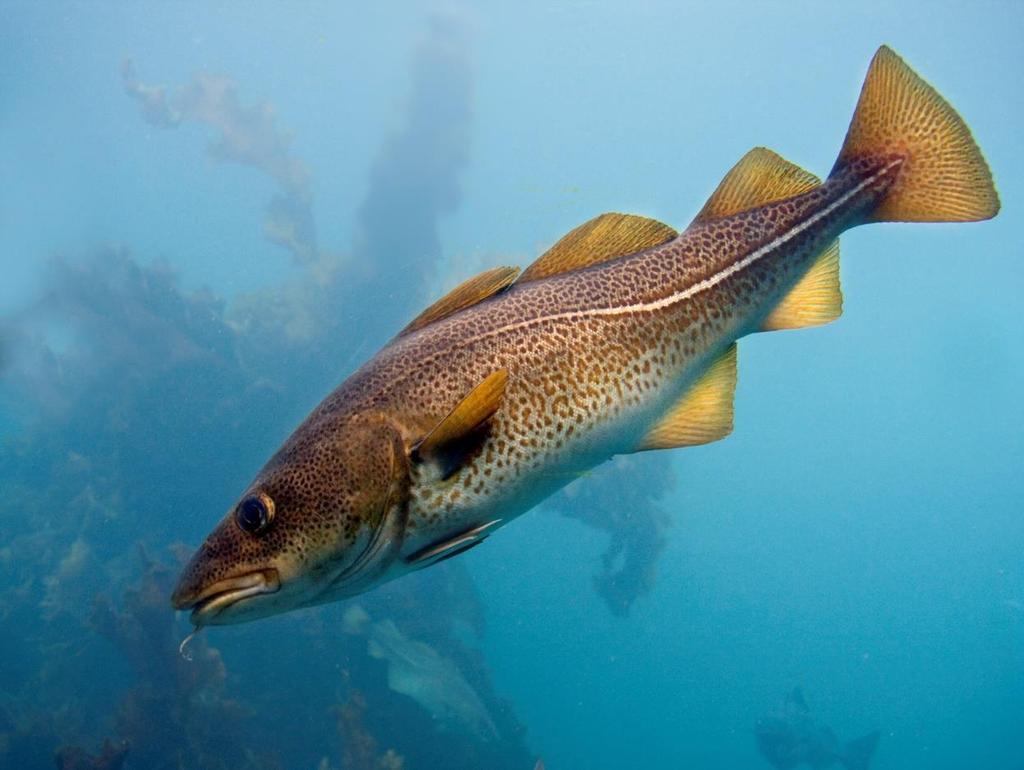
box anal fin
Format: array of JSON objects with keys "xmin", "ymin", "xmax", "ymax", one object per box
[
  {"xmin": 405, "ymin": 520, "xmax": 502, "ymax": 568},
  {"xmin": 637, "ymin": 343, "xmax": 738, "ymax": 451},
  {"xmin": 760, "ymin": 240, "xmax": 843, "ymax": 331}
]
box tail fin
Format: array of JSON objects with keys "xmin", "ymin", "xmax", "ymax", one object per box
[
  {"xmin": 842, "ymin": 730, "xmax": 881, "ymax": 770},
  {"xmin": 832, "ymin": 46, "xmax": 999, "ymax": 223}
]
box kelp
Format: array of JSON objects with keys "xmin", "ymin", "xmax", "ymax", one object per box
[
  {"xmin": 334, "ymin": 690, "xmax": 405, "ymax": 770},
  {"xmin": 122, "ymin": 58, "xmax": 315, "ymax": 266},
  {"xmin": 552, "ymin": 455, "xmax": 675, "ymax": 615},
  {"xmin": 88, "ymin": 549, "xmax": 280, "ymax": 770}
]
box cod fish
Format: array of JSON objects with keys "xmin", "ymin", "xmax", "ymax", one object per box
[
  {"xmin": 756, "ymin": 688, "xmax": 880, "ymax": 770},
  {"xmin": 342, "ymin": 605, "xmax": 498, "ymax": 740},
  {"xmin": 172, "ymin": 47, "xmax": 998, "ymax": 625}
]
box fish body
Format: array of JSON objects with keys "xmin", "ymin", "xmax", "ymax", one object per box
[
  {"xmin": 323, "ymin": 164, "xmax": 878, "ymax": 552},
  {"xmin": 172, "ymin": 47, "xmax": 998, "ymax": 625},
  {"xmin": 364, "ymin": 618, "xmax": 498, "ymax": 740},
  {"xmin": 756, "ymin": 688, "xmax": 880, "ymax": 770}
]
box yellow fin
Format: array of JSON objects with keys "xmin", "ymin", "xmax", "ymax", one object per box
[
  {"xmin": 761, "ymin": 240, "xmax": 843, "ymax": 331},
  {"xmin": 518, "ymin": 212, "xmax": 677, "ymax": 283},
  {"xmin": 637, "ymin": 344, "xmax": 737, "ymax": 451},
  {"xmin": 414, "ymin": 370, "xmax": 508, "ymax": 476},
  {"xmin": 693, "ymin": 148, "xmax": 821, "ymax": 223},
  {"xmin": 400, "ymin": 266, "xmax": 519, "ymax": 336},
  {"xmin": 833, "ymin": 45, "xmax": 999, "ymax": 222}
]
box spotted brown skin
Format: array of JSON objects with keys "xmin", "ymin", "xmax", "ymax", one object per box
[
  {"xmin": 362, "ymin": 163, "xmax": 893, "ymax": 526},
  {"xmin": 172, "ymin": 47, "xmax": 998, "ymax": 626},
  {"xmin": 172, "ymin": 162, "xmax": 892, "ymax": 626},
  {"xmin": 172, "ymin": 413, "xmax": 410, "ymax": 623}
]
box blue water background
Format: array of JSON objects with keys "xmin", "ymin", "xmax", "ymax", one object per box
[{"xmin": 2, "ymin": 2, "xmax": 1022, "ymax": 769}]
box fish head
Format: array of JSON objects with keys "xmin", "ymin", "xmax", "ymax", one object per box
[{"xmin": 171, "ymin": 412, "xmax": 410, "ymax": 625}]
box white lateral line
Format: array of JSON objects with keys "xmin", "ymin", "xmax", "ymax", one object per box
[{"xmin": 489, "ymin": 161, "xmax": 897, "ymax": 336}]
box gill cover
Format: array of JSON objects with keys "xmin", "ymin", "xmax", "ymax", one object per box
[
  {"xmin": 171, "ymin": 412, "xmax": 413, "ymax": 623},
  {"xmin": 307, "ymin": 413, "xmax": 413, "ymax": 600}
]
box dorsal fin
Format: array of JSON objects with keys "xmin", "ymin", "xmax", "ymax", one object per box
[
  {"xmin": 788, "ymin": 687, "xmax": 810, "ymax": 714},
  {"xmin": 760, "ymin": 240, "xmax": 843, "ymax": 331},
  {"xmin": 693, "ymin": 148, "xmax": 821, "ymax": 223},
  {"xmin": 413, "ymin": 369, "xmax": 508, "ymax": 477},
  {"xmin": 399, "ymin": 266, "xmax": 520, "ymax": 336},
  {"xmin": 635, "ymin": 344, "xmax": 737, "ymax": 451},
  {"xmin": 517, "ymin": 212, "xmax": 677, "ymax": 283}
]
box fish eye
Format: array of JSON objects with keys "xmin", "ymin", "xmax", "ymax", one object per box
[{"xmin": 236, "ymin": 493, "xmax": 275, "ymax": 534}]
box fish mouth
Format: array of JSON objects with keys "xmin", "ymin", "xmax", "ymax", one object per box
[{"xmin": 173, "ymin": 569, "xmax": 280, "ymax": 624}]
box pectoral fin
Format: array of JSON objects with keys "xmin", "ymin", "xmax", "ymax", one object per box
[
  {"xmin": 518, "ymin": 212, "xmax": 677, "ymax": 283},
  {"xmin": 405, "ymin": 519, "xmax": 502, "ymax": 568},
  {"xmin": 413, "ymin": 370, "xmax": 508, "ymax": 477},
  {"xmin": 636, "ymin": 344, "xmax": 738, "ymax": 451},
  {"xmin": 760, "ymin": 240, "xmax": 843, "ymax": 331}
]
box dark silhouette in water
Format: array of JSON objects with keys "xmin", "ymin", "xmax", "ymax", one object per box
[
  {"xmin": 549, "ymin": 454, "xmax": 672, "ymax": 615},
  {"xmin": 756, "ymin": 688, "xmax": 880, "ymax": 770},
  {"xmin": 354, "ymin": 12, "xmax": 473, "ymax": 327}
]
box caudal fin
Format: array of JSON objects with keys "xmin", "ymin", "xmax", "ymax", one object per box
[
  {"xmin": 842, "ymin": 730, "xmax": 881, "ymax": 770},
  {"xmin": 832, "ymin": 46, "xmax": 999, "ymax": 223}
]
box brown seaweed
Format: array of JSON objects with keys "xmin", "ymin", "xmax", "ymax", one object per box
[
  {"xmin": 553, "ymin": 454, "xmax": 674, "ymax": 615},
  {"xmin": 122, "ymin": 59, "xmax": 315, "ymax": 266},
  {"xmin": 88, "ymin": 549, "xmax": 279, "ymax": 770}
]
